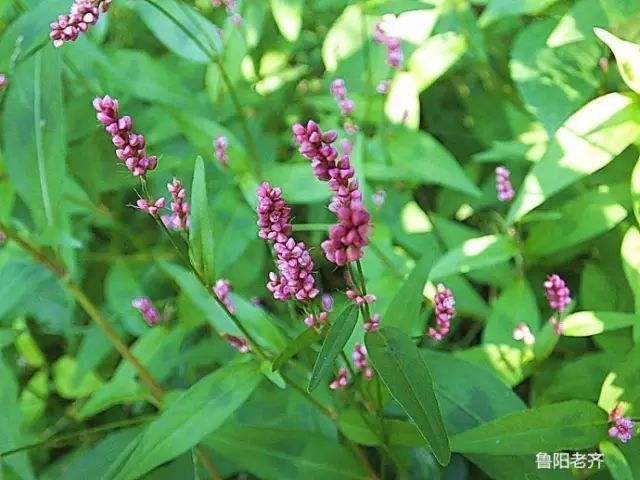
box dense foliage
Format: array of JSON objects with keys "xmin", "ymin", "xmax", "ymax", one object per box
[{"xmin": 1, "ymin": 0, "xmax": 640, "ymax": 478}]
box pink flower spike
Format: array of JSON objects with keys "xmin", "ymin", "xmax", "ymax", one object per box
[
  {"xmin": 161, "ymin": 178, "xmax": 190, "ymax": 230},
  {"xmin": 363, "ymin": 313, "xmax": 380, "ymax": 331},
  {"xmin": 132, "ymin": 297, "xmax": 160, "ymax": 326},
  {"xmin": 136, "ymin": 197, "xmax": 165, "ymax": 217},
  {"xmin": 495, "ymin": 166, "xmax": 515, "ymax": 202},
  {"xmin": 549, "ymin": 316, "xmax": 564, "ymax": 336},
  {"xmin": 221, "ymin": 333, "xmax": 250, "ymax": 354},
  {"xmin": 50, "ymin": 0, "xmax": 111, "ymax": 48},
  {"xmin": 213, "ymin": 279, "xmax": 236, "ymax": 314},
  {"xmin": 428, "ymin": 283, "xmax": 455, "ymax": 341},
  {"xmin": 353, "ymin": 343, "xmax": 374, "ymax": 378},
  {"xmin": 609, "ymin": 416, "xmax": 635, "ymax": 443},
  {"xmin": 93, "ymin": 95, "xmax": 158, "ymax": 177},
  {"xmin": 256, "ymin": 182, "xmax": 292, "ymax": 242},
  {"xmin": 329, "ymin": 367, "xmax": 349, "ymax": 390},
  {"xmin": 544, "ymin": 274, "xmax": 571, "ymax": 313},
  {"xmin": 214, "ymin": 135, "xmax": 229, "ymax": 166}
]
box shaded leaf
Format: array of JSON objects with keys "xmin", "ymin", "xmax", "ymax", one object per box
[
  {"xmin": 273, "ymin": 327, "xmax": 322, "ymax": 372},
  {"xmin": 189, "ymin": 157, "xmax": 216, "ymax": 285},
  {"xmin": 595, "ymin": 28, "xmax": 640, "ymax": 94},
  {"xmin": 561, "ymin": 311, "xmax": 639, "ymax": 337}
]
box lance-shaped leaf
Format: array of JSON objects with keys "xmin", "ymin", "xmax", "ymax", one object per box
[
  {"xmin": 189, "ymin": 157, "xmax": 216, "ymax": 285},
  {"xmin": 308, "ymin": 304, "xmax": 359, "ymax": 391},
  {"xmin": 595, "ymin": 28, "xmax": 640, "ymax": 95},
  {"xmin": 273, "ymin": 327, "xmax": 323, "ymax": 372},
  {"xmin": 365, "ymin": 327, "xmax": 451, "ymax": 465},
  {"xmin": 450, "ymin": 400, "xmax": 608, "ymax": 455},
  {"xmin": 561, "ymin": 312, "xmax": 639, "ymax": 337}
]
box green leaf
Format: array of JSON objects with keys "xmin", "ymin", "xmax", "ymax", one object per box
[
  {"xmin": 510, "ymin": 17, "xmax": 601, "ymax": 134},
  {"xmin": 308, "ymin": 304, "xmax": 359, "ymax": 391},
  {"xmin": 3, "ymin": 48, "xmax": 67, "ymax": 232},
  {"xmin": 600, "ymin": 441, "xmax": 634, "ymax": 480},
  {"xmin": 361, "ymin": 0, "xmax": 433, "ymax": 15},
  {"xmin": 372, "ymin": 129, "xmax": 481, "ymax": 197},
  {"xmin": 322, "ymin": 5, "xmax": 364, "ymax": 72},
  {"xmin": 263, "ymin": 163, "xmax": 332, "ymax": 204},
  {"xmin": 633, "ymin": 156, "xmax": 640, "ymax": 225},
  {"xmin": 132, "ymin": 0, "xmax": 220, "ymax": 64},
  {"xmin": 408, "ymin": 33, "xmax": 467, "ymax": 92},
  {"xmin": 480, "ymin": 0, "xmax": 561, "ymax": 26},
  {"xmin": 365, "ymin": 327, "xmax": 451, "ymax": 465},
  {"xmin": 507, "ymin": 93, "xmax": 640, "ymax": 223},
  {"xmin": 112, "ymin": 361, "xmax": 261, "ymax": 480},
  {"xmin": 450, "ymin": 400, "xmax": 608, "ymax": 454},
  {"xmin": 383, "ymin": 253, "xmax": 435, "ymax": 333},
  {"xmin": 270, "ymin": 0, "xmax": 304, "ymax": 42},
  {"xmin": 524, "ymin": 189, "xmax": 628, "ymax": 258},
  {"xmin": 429, "ymin": 235, "xmax": 518, "ymax": 279},
  {"xmin": 561, "ymin": 312, "xmax": 639, "ymax": 337},
  {"xmin": 595, "ymin": 28, "xmax": 640, "ymax": 94},
  {"xmin": 0, "ymin": 261, "xmax": 51, "ymax": 320},
  {"xmin": 621, "ymin": 227, "xmax": 640, "ymax": 314},
  {"xmin": 53, "ymin": 356, "xmax": 103, "ymax": 399},
  {"xmin": 273, "ymin": 327, "xmax": 322, "ymax": 372},
  {"xmin": 338, "ymin": 409, "xmax": 423, "ymax": 447},
  {"xmin": 598, "ymin": 345, "xmax": 640, "ymax": 417},
  {"xmin": 189, "ymin": 157, "xmax": 216, "ymax": 286},
  {"xmin": 205, "ymin": 423, "xmax": 368, "ymax": 479}
]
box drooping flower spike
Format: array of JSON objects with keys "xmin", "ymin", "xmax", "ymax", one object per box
[
  {"xmin": 132, "ymin": 297, "xmax": 160, "ymax": 326},
  {"xmin": 221, "ymin": 333, "xmax": 250, "ymax": 353},
  {"xmin": 93, "ymin": 95, "xmax": 158, "ymax": 177},
  {"xmin": 50, "ymin": 0, "xmax": 112, "ymax": 48},
  {"xmin": 428, "ymin": 283, "xmax": 455, "ymax": 341},
  {"xmin": 495, "ymin": 166, "xmax": 515, "ymax": 202},
  {"xmin": 256, "ymin": 182, "xmax": 319, "ymax": 304},
  {"xmin": 544, "ymin": 274, "xmax": 571, "ymax": 313},
  {"xmin": 353, "ymin": 343, "xmax": 374, "ymax": 378},
  {"xmin": 292, "ymin": 121, "xmax": 371, "ymax": 265},
  {"xmin": 162, "ymin": 178, "xmax": 190, "ymax": 231},
  {"xmin": 608, "ymin": 405, "xmax": 635, "ymax": 443},
  {"xmin": 329, "ymin": 367, "xmax": 349, "ymax": 390},
  {"xmin": 213, "ymin": 279, "xmax": 236, "ymax": 314}
]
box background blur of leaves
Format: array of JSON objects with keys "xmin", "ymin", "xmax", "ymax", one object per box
[{"xmin": 1, "ymin": 0, "xmax": 640, "ymax": 478}]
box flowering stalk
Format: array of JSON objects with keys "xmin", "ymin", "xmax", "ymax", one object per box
[
  {"xmin": 162, "ymin": 178, "xmax": 190, "ymax": 230},
  {"xmin": 428, "ymin": 283, "xmax": 456, "ymax": 341},
  {"xmin": 330, "ymin": 367, "xmax": 349, "ymax": 390},
  {"xmin": 373, "ymin": 18, "xmax": 403, "ymax": 94},
  {"xmin": 221, "ymin": 333, "xmax": 250, "ymax": 353},
  {"xmin": 93, "ymin": 95, "xmax": 158, "ymax": 177},
  {"xmin": 544, "ymin": 274, "xmax": 571, "ymax": 335},
  {"xmin": 50, "ymin": 0, "xmax": 112, "ymax": 48},
  {"xmin": 353, "ymin": 343, "xmax": 374, "ymax": 378},
  {"xmin": 293, "ymin": 121, "xmax": 371, "ymax": 266},
  {"xmin": 213, "ymin": 279, "xmax": 236, "ymax": 314},
  {"xmin": 132, "ymin": 297, "xmax": 160, "ymax": 326},
  {"xmin": 495, "ymin": 166, "xmax": 515, "ymax": 202}
]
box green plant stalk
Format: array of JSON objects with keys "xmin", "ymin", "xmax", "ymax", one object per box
[
  {"xmin": 143, "ymin": 0, "xmax": 262, "ymax": 179},
  {"xmin": 0, "ymin": 222, "xmax": 222, "ymax": 480}
]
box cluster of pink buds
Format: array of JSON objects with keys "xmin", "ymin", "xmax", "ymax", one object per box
[
  {"xmin": 0, "ymin": 74, "xmax": 7, "ymax": 89},
  {"xmin": 292, "ymin": 121, "xmax": 371, "ymax": 265},
  {"xmin": 346, "ymin": 289, "xmax": 376, "ymax": 306},
  {"xmin": 161, "ymin": 178, "xmax": 190, "ymax": 230},
  {"xmin": 211, "ymin": 0, "xmax": 242, "ymax": 24},
  {"xmin": 50, "ymin": 0, "xmax": 111, "ymax": 48},
  {"xmin": 608, "ymin": 405, "xmax": 636, "ymax": 443},
  {"xmin": 513, "ymin": 322, "xmax": 535, "ymax": 346},
  {"xmin": 330, "ymin": 367, "xmax": 349, "ymax": 390},
  {"xmin": 132, "ymin": 297, "xmax": 160, "ymax": 326},
  {"xmin": 214, "ymin": 135, "xmax": 229, "ymax": 167},
  {"xmin": 322, "ymin": 294, "xmax": 334, "ymax": 311},
  {"xmin": 136, "ymin": 197, "xmax": 165, "ymax": 217},
  {"xmin": 495, "ymin": 166, "xmax": 515, "ymax": 202},
  {"xmin": 256, "ymin": 182, "xmax": 319, "ymax": 304},
  {"xmin": 376, "ymin": 80, "xmax": 390, "ymax": 95},
  {"xmin": 304, "ymin": 311, "xmax": 329, "ymax": 327},
  {"xmin": 374, "ymin": 21, "xmax": 403, "ymax": 69},
  {"xmin": 549, "ymin": 316, "xmax": 564, "ymax": 336},
  {"xmin": 213, "ymin": 279, "xmax": 236, "ymax": 314},
  {"xmin": 428, "ymin": 283, "xmax": 455, "ymax": 341},
  {"xmin": 93, "ymin": 95, "xmax": 158, "ymax": 177},
  {"xmin": 353, "ymin": 343, "xmax": 374, "ymax": 378},
  {"xmin": 363, "ymin": 313, "xmax": 380, "ymax": 331},
  {"xmin": 221, "ymin": 333, "xmax": 249, "ymax": 353},
  {"xmin": 544, "ymin": 274, "xmax": 571, "ymax": 313},
  {"xmin": 330, "ymin": 79, "xmax": 355, "ymax": 117}
]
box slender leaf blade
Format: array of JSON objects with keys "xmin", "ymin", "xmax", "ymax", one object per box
[
  {"xmin": 273, "ymin": 327, "xmax": 322, "ymax": 372},
  {"xmin": 308, "ymin": 304, "xmax": 359, "ymax": 392},
  {"xmin": 365, "ymin": 327, "xmax": 451, "ymax": 465},
  {"xmin": 189, "ymin": 157, "xmax": 216, "ymax": 285}
]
